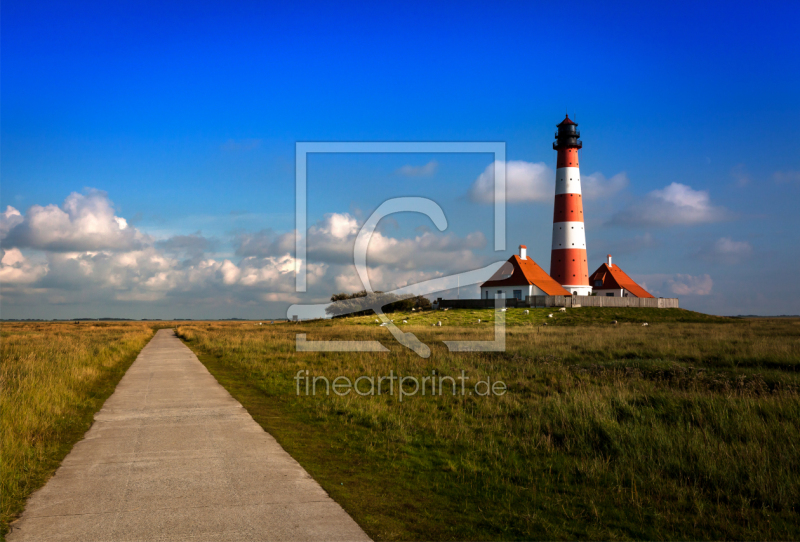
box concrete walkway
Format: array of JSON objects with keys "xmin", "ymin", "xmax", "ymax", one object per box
[{"xmin": 9, "ymin": 329, "xmax": 370, "ymax": 542}]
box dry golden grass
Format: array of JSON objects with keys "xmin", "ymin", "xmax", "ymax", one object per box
[{"xmin": 0, "ymin": 322, "xmax": 154, "ymax": 537}]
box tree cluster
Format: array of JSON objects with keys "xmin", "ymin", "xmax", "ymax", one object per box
[{"xmin": 326, "ymin": 290, "xmax": 431, "ymax": 318}]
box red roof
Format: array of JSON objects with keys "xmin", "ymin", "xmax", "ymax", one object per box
[
  {"xmin": 482, "ymin": 255, "xmax": 571, "ymax": 296},
  {"xmin": 588, "ymin": 263, "xmax": 654, "ymax": 298},
  {"xmin": 557, "ymin": 115, "xmax": 577, "ymax": 126}
]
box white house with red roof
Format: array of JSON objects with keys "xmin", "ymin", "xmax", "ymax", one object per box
[
  {"xmin": 480, "ymin": 245, "xmax": 571, "ymax": 300},
  {"xmin": 588, "ymin": 255, "xmax": 654, "ymax": 298}
]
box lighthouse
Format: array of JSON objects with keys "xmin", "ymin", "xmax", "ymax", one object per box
[{"xmin": 550, "ymin": 115, "xmax": 592, "ymax": 296}]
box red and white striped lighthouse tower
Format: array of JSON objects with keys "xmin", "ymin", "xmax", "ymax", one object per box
[{"xmin": 550, "ymin": 115, "xmax": 592, "ymax": 295}]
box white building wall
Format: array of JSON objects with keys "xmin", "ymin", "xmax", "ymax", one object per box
[
  {"xmin": 478, "ymin": 284, "xmax": 562, "ymax": 300},
  {"xmin": 479, "ymin": 285, "xmax": 534, "ymax": 300},
  {"xmin": 480, "ymin": 284, "xmax": 596, "ymax": 299},
  {"xmin": 561, "ymin": 285, "xmax": 593, "ymax": 296}
]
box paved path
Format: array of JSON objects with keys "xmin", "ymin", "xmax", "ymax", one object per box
[{"xmin": 9, "ymin": 329, "xmax": 370, "ymax": 542}]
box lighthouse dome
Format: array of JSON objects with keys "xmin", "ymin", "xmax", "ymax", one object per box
[
  {"xmin": 557, "ymin": 115, "xmax": 577, "ymax": 126},
  {"xmin": 554, "ymin": 114, "xmax": 581, "ymax": 149}
]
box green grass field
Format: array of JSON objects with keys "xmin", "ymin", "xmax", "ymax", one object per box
[
  {"xmin": 176, "ymin": 308, "xmax": 800, "ymax": 540},
  {"xmin": 3, "ymin": 311, "xmax": 798, "ymax": 540}
]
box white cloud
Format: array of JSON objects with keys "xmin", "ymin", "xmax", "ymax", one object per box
[
  {"xmin": 731, "ymin": 164, "xmax": 751, "ymax": 187},
  {"xmin": 1, "ymin": 190, "xmax": 490, "ymax": 314},
  {"xmin": 2, "ymin": 190, "xmax": 149, "ymax": 251},
  {"xmin": 469, "ymin": 161, "xmax": 552, "ymax": 204},
  {"xmin": 582, "ymin": 172, "xmax": 629, "ymax": 200},
  {"xmin": 0, "ymin": 248, "xmax": 48, "ymax": 284},
  {"xmin": 634, "ymin": 273, "xmax": 714, "ymax": 296},
  {"xmin": 610, "ymin": 183, "xmax": 731, "ymax": 227},
  {"xmin": 311, "ymin": 213, "xmax": 359, "ymax": 240},
  {"xmin": 397, "ymin": 160, "xmax": 438, "ymax": 177},
  {"xmin": 773, "ymin": 170, "xmax": 800, "ymax": 184},
  {"xmin": 0, "ymin": 206, "xmax": 24, "ymax": 239},
  {"xmin": 220, "ymin": 260, "xmax": 241, "ymax": 284},
  {"xmin": 701, "ymin": 237, "xmax": 753, "ymax": 264},
  {"xmin": 668, "ymin": 274, "xmax": 713, "ymax": 296},
  {"xmin": 262, "ymin": 292, "xmax": 301, "ymax": 303},
  {"xmin": 600, "ymin": 232, "xmax": 658, "ymax": 256},
  {"xmin": 235, "ymin": 212, "xmax": 487, "ymax": 272},
  {"xmin": 470, "ymin": 161, "xmax": 627, "ymax": 204},
  {"xmin": 333, "ymin": 267, "xmax": 445, "ymax": 296}
]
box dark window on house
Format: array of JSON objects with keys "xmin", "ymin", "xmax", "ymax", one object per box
[
  {"xmin": 595, "ymin": 280, "xmax": 603, "ymax": 288},
  {"xmin": 513, "ymin": 290, "xmax": 522, "ymax": 300},
  {"xmin": 606, "ymin": 293, "xmax": 613, "ymax": 297}
]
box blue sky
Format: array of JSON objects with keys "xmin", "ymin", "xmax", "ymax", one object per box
[{"xmin": 2, "ymin": 0, "xmax": 799, "ymax": 318}]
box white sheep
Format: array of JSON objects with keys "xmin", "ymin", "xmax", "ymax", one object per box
[
  {"xmin": 402, "ymin": 320, "xmax": 407, "ymax": 324},
  {"xmin": 375, "ymin": 319, "xmax": 379, "ymax": 323},
  {"xmin": 412, "ymin": 308, "xmax": 416, "ymax": 311},
  {"xmin": 642, "ymin": 322, "xmax": 649, "ymax": 327},
  {"xmin": 548, "ymin": 313, "xmax": 553, "ymax": 318},
  {"xmin": 524, "ymin": 310, "xmax": 529, "ymax": 315},
  {"xmin": 477, "ymin": 319, "xmax": 481, "ymax": 323},
  {"xmin": 500, "ymin": 308, "xmax": 507, "ymax": 312},
  {"xmin": 558, "ymin": 307, "xmax": 567, "ymax": 313},
  {"xmin": 437, "ymin": 321, "xmax": 442, "ymax": 327}
]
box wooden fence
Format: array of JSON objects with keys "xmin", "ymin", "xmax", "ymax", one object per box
[{"xmin": 528, "ymin": 296, "xmax": 678, "ymax": 308}]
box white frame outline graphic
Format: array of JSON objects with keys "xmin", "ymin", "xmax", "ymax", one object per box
[
  {"xmin": 293, "ymin": 142, "xmax": 507, "ymax": 356},
  {"xmin": 295, "ymin": 142, "xmax": 506, "ymax": 292}
]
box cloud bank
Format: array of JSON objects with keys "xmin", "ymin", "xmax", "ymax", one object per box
[
  {"xmin": 469, "ymin": 161, "xmax": 629, "ymax": 204},
  {"xmin": 2, "ymin": 190, "xmax": 150, "ymax": 252},
  {"xmin": 469, "ymin": 161, "xmax": 553, "ymax": 204},
  {"xmin": 1, "ymin": 190, "xmax": 489, "ymax": 315},
  {"xmin": 397, "ymin": 161, "xmax": 438, "ymax": 177},
  {"xmin": 610, "ymin": 183, "xmax": 731, "ymax": 227}
]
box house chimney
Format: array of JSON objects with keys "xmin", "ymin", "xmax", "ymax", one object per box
[
  {"xmin": 519, "ymin": 245, "xmax": 527, "ymax": 260},
  {"xmin": 607, "ymin": 254, "xmax": 612, "ymax": 267}
]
